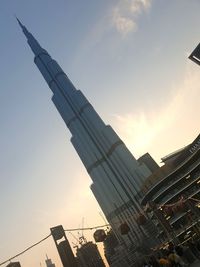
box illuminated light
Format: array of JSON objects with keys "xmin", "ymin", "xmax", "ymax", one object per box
[
  {"xmin": 166, "ymin": 216, "xmax": 171, "ymax": 220},
  {"xmin": 185, "ymin": 175, "xmax": 190, "ymax": 179},
  {"xmin": 187, "ymin": 231, "xmax": 191, "ymax": 235},
  {"xmin": 197, "ymin": 180, "xmax": 200, "ymax": 184}
]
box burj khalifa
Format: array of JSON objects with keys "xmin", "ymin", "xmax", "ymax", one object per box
[{"xmin": 17, "ymin": 19, "xmax": 154, "ymax": 262}]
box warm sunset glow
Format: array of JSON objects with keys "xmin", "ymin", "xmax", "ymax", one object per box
[{"xmin": 0, "ymin": 1, "xmax": 200, "ymax": 266}]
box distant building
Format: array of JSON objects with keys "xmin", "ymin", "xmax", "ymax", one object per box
[
  {"xmin": 141, "ymin": 134, "xmax": 200, "ymax": 244},
  {"xmin": 57, "ymin": 240, "xmax": 78, "ymax": 267},
  {"xmin": 45, "ymin": 256, "xmax": 56, "ymax": 267},
  {"xmin": 138, "ymin": 153, "xmax": 160, "ymax": 174},
  {"xmin": 76, "ymin": 242, "xmax": 105, "ymax": 267},
  {"xmin": 50, "ymin": 225, "xmax": 77, "ymax": 267},
  {"xmin": 6, "ymin": 263, "xmax": 21, "ymax": 267}
]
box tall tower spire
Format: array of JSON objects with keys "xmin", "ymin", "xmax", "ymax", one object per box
[
  {"xmin": 16, "ymin": 17, "xmax": 46, "ymax": 56},
  {"xmin": 16, "ymin": 17, "xmax": 29, "ymax": 38},
  {"xmin": 17, "ymin": 21, "xmax": 154, "ymax": 260}
]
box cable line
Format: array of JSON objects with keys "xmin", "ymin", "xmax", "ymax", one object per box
[
  {"xmin": 0, "ymin": 234, "xmax": 51, "ymax": 266},
  {"xmin": 64, "ymin": 224, "xmax": 110, "ymax": 232},
  {"xmin": 1, "ymin": 194, "xmax": 199, "ymax": 266},
  {"xmin": 0, "ymin": 223, "xmax": 110, "ymax": 266}
]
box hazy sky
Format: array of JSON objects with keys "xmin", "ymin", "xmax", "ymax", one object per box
[{"xmin": 0, "ymin": 1, "xmax": 200, "ymax": 266}]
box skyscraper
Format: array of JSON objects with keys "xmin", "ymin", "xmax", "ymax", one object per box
[{"xmin": 17, "ymin": 19, "xmax": 154, "ymax": 261}]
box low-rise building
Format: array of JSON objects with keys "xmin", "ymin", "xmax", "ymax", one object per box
[{"xmin": 141, "ymin": 134, "xmax": 200, "ymax": 244}]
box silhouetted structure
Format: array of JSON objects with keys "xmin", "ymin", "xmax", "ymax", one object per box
[
  {"xmin": 76, "ymin": 242, "xmax": 105, "ymax": 267},
  {"xmin": 6, "ymin": 263, "xmax": 21, "ymax": 267},
  {"xmin": 138, "ymin": 153, "xmax": 160, "ymax": 174},
  {"xmin": 103, "ymin": 230, "xmax": 119, "ymax": 264},
  {"xmin": 45, "ymin": 255, "xmax": 56, "ymax": 267},
  {"xmin": 50, "ymin": 225, "xmax": 77, "ymax": 267}
]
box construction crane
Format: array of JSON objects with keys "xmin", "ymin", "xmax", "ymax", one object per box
[{"xmin": 77, "ymin": 217, "xmax": 87, "ymax": 245}]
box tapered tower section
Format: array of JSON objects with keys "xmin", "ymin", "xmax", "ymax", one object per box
[{"xmin": 17, "ymin": 19, "xmax": 153, "ymax": 250}]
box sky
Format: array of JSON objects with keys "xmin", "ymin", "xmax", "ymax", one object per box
[{"xmin": 0, "ymin": 0, "xmax": 200, "ymax": 266}]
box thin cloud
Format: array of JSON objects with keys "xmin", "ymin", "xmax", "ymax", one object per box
[
  {"xmin": 112, "ymin": 0, "xmax": 152, "ymax": 35},
  {"xmin": 112, "ymin": 7, "xmax": 137, "ymax": 35},
  {"xmin": 112, "ymin": 64, "xmax": 200, "ymax": 160}
]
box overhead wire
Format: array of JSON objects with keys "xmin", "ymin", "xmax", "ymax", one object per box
[
  {"xmin": 1, "ymin": 195, "xmax": 199, "ymax": 266},
  {"xmin": 0, "ymin": 223, "xmax": 110, "ymax": 266},
  {"xmin": 64, "ymin": 224, "xmax": 110, "ymax": 232},
  {"xmin": 0, "ymin": 234, "xmax": 52, "ymax": 266}
]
